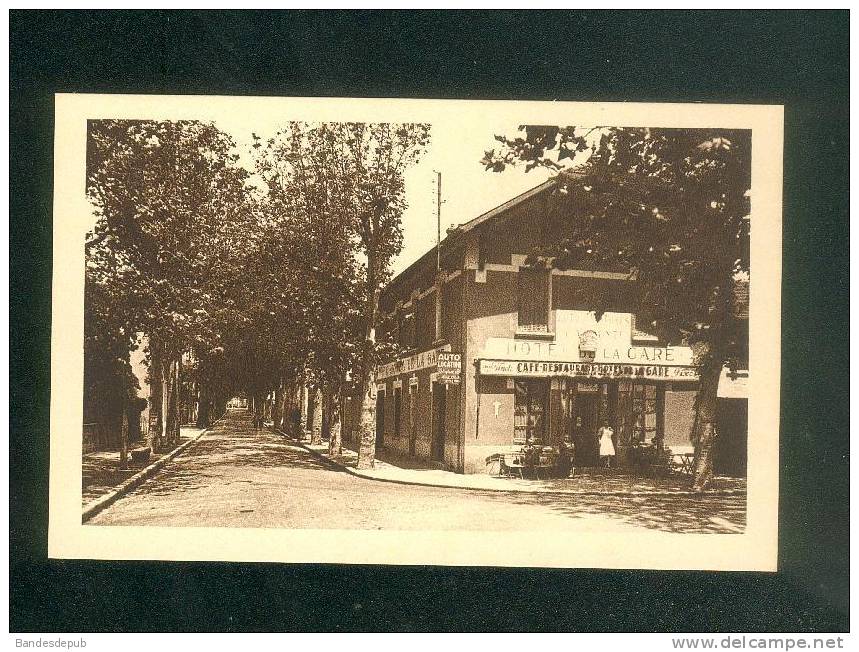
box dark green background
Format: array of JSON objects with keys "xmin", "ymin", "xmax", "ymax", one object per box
[{"xmin": 10, "ymin": 10, "xmax": 849, "ymax": 632}]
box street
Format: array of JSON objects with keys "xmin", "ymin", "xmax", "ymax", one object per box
[{"xmin": 88, "ymin": 410, "xmax": 746, "ymax": 534}]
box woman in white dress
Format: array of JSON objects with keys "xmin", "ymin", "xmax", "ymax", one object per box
[{"xmin": 598, "ymin": 419, "xmax": 616, "ymax": 469}]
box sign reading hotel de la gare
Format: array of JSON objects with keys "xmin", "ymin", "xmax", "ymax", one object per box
[{"xmin": 479, "ymin": 310, "xmax": 700, "ymax": 381}]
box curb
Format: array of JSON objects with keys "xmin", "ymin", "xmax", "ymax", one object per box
[
  {"xmin": 275, "ymin": 430, "xmax": 745, "ymax": 498},
  {"xmin": 82, "ymin": 415, "xmax": 224, "ymax": 523}
]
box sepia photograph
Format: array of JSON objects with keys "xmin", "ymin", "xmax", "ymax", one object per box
[
  {"xmin": 47, "ymin": 94, "xmax": 781, "ymax": 570},
  {"xmin": 12, "ymin": 7, "xmax": 848, "ymax": 638}
]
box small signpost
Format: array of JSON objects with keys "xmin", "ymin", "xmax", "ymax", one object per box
[{"xmin": 437, "ymin": 352, "xmax": 463, "ymax": 385}]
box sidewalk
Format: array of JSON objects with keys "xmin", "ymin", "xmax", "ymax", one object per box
[
  {"xmin": 282, "ymin": 432, "xmax": 746, "ymax": 496},
  {"xmin": 82, "ymin": 427, "xmax": 204, "ymax": 507}
]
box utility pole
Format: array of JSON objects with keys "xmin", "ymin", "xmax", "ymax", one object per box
[{"xmin": 435, "ymin": 170, "xmax": 441, "ymax": 272}]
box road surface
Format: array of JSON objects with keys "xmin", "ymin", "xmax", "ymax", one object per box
[{"xmin": 89, "ymin": 410, "xmax": 746, "ymax": 534}]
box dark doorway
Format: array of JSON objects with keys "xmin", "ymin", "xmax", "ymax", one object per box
[
  {"xmin": 572, "ymin": 392, "xmax": 600, "ymax": 465},
  {"xmin": 431, "ymin": 382, "xmax": 446, "ymax": 462},
  {"xmin": 375, "ymin": 391, "xmax": 385, "ymax": 449},
  {"xmin": 393, "ymin": 387, "xmax": 402, "ymax": 440},
  {"xmin": 408, "ymin": 385, "xmax": 416, "ymax": 456},
  {"xmin": 715, "ymin": 398, "xmax": 748, "ymax": 477}
]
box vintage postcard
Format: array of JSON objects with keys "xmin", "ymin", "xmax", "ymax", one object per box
[{"xmin": 48, "ymin": 94, "xmax": 782, "ymax": 569}]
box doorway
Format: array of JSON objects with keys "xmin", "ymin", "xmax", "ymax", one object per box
[
  {"xmin": 375, "ymin": 390, "xmax": 385, "ymax": 449},
  {"xmin": 572, "ymin": 392, "xmax": 600, "ymax": 466},
  {"xmin": 408, "ymin": 385, "xmax": 416, "ymax": 456},
  {"xmin": 514, "ymin": 379, "xmax": 548, "ymax": 444},
  {"xmin": 431, "ymin": 382, "xmax": 446, "ymax": 462}
]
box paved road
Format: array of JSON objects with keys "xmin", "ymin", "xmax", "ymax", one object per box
[{"xmin": 89, "ymin": 409, "xmax": 746, "ymax": 534}]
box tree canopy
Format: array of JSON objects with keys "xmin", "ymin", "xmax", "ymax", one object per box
[{"xmin": 85, "ymin": 119, "xmax": 430, "ymax": 456}]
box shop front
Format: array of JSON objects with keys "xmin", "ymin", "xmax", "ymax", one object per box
[
  {"xmin": 469, "ymin": 310, "xmax": 700, "ymax": 470},
  {"xmin": 478, "ymin": 359, "xmax": 699, "ymax": 467}
]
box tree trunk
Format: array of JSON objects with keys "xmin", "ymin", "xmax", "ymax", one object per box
[
  {"xmin": 327, "ymin": 383, "xmax": 342, "ymax": 456},
  {"xmin": 272, "ymin": 381, "xmax": 283, "ymax": 431},
  {"xmin": 254, "ymin": 393, "xmax": 263, "ymax": 427},
  {"xmin": 299, "ymin": 382, "xmax": 308, "ymax": 439},
  {"xmin": 147, "ymin": 345, "xmax": 163, "ymax": 453},
  {"xmin": 165, "ymin": 357, "xmax": 180, "ymax": 448},
  {"xmin": 196, "ymin": 382, "xmax": 210, "ymax": 429},
  {"xmin": 119, "ymin": 400, "xmax": 129, "ymax": 470},
  {"xmin": 310, "ymin": 386, "xmax": 323, "ymax": 445},
  {"xmin": 357, "ymin": 247, "xmax": 380, "ymax": 469},
  {"xmin": 691, "ymin": 354, "xmax": 723, "ymax": 491},
  {"xmin": 321, "ymin": 381, "xmax": 331, "ymax": 441},
  {"xmin": 279, "ymin": 383, "xmax": 290, "ymax": 433}
]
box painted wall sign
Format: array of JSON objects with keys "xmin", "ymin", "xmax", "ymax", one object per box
[
  {"xmin": 478, "ymin": 359, "xmax": 700, "ymax": 381},
  {"xmin": 377, "ymin": 343, "xmax": 452, "ymax": 380},
  {"xmin": 436, "ymin": 352, "xmax": 463, "ymax": 384},
  {"xmin": 482, "ymin": 310, "xmax": 693, "ymax": 367},
  {"xmin": 483, "ymin": 310, "xmax": 695, "ymax": 366}
]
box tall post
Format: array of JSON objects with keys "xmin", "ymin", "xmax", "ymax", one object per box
[{"xmin": 436, "ymin": 170, "xmax": 441, "ymax": 272}]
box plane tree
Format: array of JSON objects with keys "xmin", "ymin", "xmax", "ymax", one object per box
[
  {"xmin": 255, "ymin": 122, "xmax": 430, "ymax": 465},
  {"xmin": 86, "ymin": 119, "xmax": 252, "ymax": 451}
]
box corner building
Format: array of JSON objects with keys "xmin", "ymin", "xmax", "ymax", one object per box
[{"xmin": 343, "ymin": 178, "xmax": 742, "ymax": 474}]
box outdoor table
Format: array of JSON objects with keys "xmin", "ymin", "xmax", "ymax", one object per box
[
  {"xmin": 671, "ymin": 453, "xmax": 695, "ymax": 475},
  {"xmin": 486, "ymin": 448, "xmax": 562, "ymax": 479}
]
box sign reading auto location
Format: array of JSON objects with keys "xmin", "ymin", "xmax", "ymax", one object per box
[{"xmin": 437, "ymin": 352, "xmax": 463, "ymax": 384}]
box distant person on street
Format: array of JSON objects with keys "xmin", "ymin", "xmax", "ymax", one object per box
[{"xmin": 598, "ymin": 419, "xmax": 616, "ymax": 469}]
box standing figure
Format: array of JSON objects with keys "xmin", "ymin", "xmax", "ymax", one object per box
[{"xmin": 598, "ymin": 419, "xmax": 616, "ymax": 469}]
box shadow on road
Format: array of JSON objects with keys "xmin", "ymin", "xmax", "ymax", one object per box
[{"xmin": 483, "ymin": 489, "xmax": 746, "ymax": 534}]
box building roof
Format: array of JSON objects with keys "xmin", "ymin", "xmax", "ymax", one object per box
[{"xmin": 384, "ymin": 175, "xmax": 562, "ymax": 297}]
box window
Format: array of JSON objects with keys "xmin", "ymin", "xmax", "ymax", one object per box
[
  {"xmin": 400, "ymin": 310, "xmax": 415, "ymax": 349},
  {"xmin": 514, "ymin": 379, "xmax": 548, "ymax": 444},
  {"xmin": 415, "ymin": 294, "xmax": 435, "ymax": 348},
  {"xmin": 631, "ymin": 382, "xmax": 657, "ymax": 443},
  {"xmin": 517, "ymin": 268, "xmax": 550, "ymax": 333}
]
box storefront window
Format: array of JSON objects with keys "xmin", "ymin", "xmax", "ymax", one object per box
[
  {"xmin": 514, "ymin": 379, "xmax": 547, "ymax": 444},
  {"xmin": 632, "ymin": 382, "xmax": 657, "ymax": 443}
]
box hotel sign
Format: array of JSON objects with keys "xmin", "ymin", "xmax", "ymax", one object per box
[
  {"xmin": 483, "ymin": 338, "xmax": 694, "ymax": 366},
  {"xmin": 478, "ymin": 359, "xmax": 700, "ymax": 381},
  {"xmin": 482, "ymin": 310, "xmax": 695, "ymax": 366},
  {"xmin": 377, "ymin": 343, "xmax": 451, "ymax": 380}
]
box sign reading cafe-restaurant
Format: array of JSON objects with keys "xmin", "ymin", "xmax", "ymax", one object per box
[{"xmin": 478, "ymin": 359, "xmax": 700, "ymax": 381}]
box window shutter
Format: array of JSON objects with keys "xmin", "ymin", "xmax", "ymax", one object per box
[{"xmin": 518, "ymin": 269, "xmax": 549, "ymax": 330}]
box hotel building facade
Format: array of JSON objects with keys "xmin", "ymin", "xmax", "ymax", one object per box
[{"xmin": 342, "ymin": 178, "xmax": 748, "ymax": 475}]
